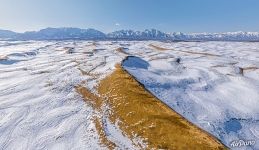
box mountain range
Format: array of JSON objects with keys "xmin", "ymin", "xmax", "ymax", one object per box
[{"xmin": 1, "ymin": 27, "xmax": 259, "ymax": 41}]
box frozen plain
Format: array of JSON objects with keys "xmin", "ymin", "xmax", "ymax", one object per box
[{"xmin": 0, "ymin": 40, "xmax": 259, "ymax": 149}]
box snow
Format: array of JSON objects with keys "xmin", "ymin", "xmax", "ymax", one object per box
[
  {"xmin": 122, "ymin": 41, "xmax": 259, "ymax": 149},
  {"xmin": 1, "ymin": 40, "xmax": 259, "ymax": 149},
  {"xmin": 0, "ymin": 40, "xmax": 138, "ymax": 149}
]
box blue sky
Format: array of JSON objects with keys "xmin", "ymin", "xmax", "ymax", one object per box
[{"xmin": 0, "ymin": 0, "xmax": 259, "ymax": 33}]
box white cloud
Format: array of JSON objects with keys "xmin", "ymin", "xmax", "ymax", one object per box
[{"xmin": 115, "ymin": 23, "xmax": 120, "ymax": 26}]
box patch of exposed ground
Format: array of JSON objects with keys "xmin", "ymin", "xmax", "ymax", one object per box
[
  {"xmin": 116, "ymin": 47, "xmax": 130, "ymax": 55},
  {"xmin": 237, "ymin": 66, "xmax": 259, "ymax": 76},
  {"xmin": 149, "ymin": 44, "xmax": 221, "ymax": 57},
  {"xmin": 0, "ymin": 55, "xmax": 8, "ymax": 60},
  {"xmin": 76, "ymin": 64, "xmax": 227, "ymax": 150},
  {"xmin": 149, "ymin": 55, "xmax": 175, "ymax": 61},
  {"xmin": 149, "ymin": 44, "xmax": 170, "ymax": 51},
  {"xmin": 77, "ymin": 67, "xmax": 100, "ymax": 78}
]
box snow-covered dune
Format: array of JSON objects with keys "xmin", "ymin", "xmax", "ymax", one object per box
[
  {"xmin": 0, "ymin": 40, "xmax": 258, "ymax": 149},
  {"xmin": 0, "ymin": 41, "xmax": 133, "ymax": 149},
  {"xmin": 122, "ymin": 41, "xmax": 259, "ymax": 149}
]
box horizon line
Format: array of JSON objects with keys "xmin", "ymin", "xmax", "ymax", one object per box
[{"xmin": 1, "ymin": 27, "xmax": 259, "ymax": 34}]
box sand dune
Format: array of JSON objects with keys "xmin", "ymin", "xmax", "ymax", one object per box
[
  {"xmin": 1, "ymin": 40, "xmax": 258, "ymax": 149},
  {"xmin": 77, "ymin": 63, "xmax": 226, "ymax": 149}
]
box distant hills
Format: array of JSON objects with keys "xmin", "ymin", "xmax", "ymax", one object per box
[
  {"xmin": 1, "ymin": 27, "xmax": 259, "ymax": 41},
  {"xmin": 0, "ymin": 30, "xmax": 17, "ymax": 39},
  {"xmin": 0, "ymin": 28, "xmax": 106, "ymax": 40}
]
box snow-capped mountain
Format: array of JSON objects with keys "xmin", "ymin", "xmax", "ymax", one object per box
[
  {"xmin": 107, "ymin": 29, "xmax": 171, "ymax": 40},
  {"xmin": 1, "ymin": 28, "xmax": 259, "ymax": 41},
  {"xmin": 171, "ymin": 31, "xmax": 259, "ymax": 41},
  {"xmin": 108, "ymin": 30, "xmax": 259, "ymax": 41}
]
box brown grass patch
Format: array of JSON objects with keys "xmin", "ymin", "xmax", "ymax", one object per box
[{"xmin": 77, "ymin": 64, "xmax": 227, "ymax": 149}]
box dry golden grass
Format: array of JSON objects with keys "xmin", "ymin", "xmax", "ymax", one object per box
[{"xmin": 76, "ymin": 64, "xmax": 227, "ymax": 149}]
